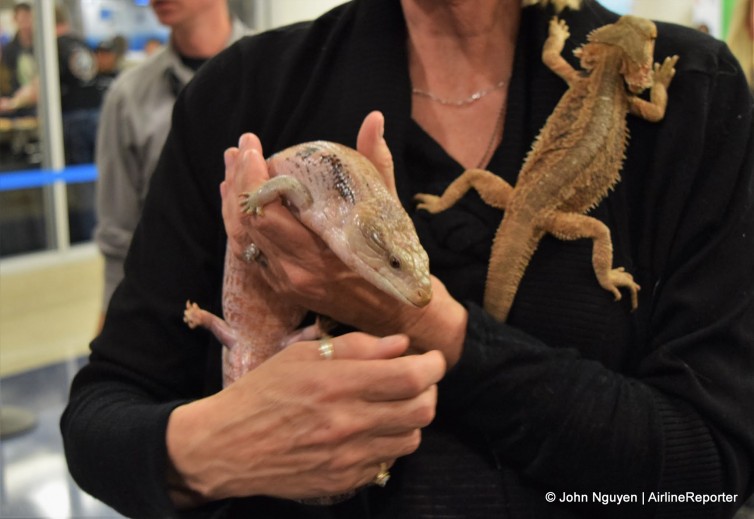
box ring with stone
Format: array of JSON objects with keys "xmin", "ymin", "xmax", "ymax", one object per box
[{"xmin": 243, "ymin": 242, "xmax": 261, "ymax": 263}]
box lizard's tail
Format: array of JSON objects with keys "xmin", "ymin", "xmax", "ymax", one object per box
[{"xmin": 484, "ymin": 218, "xmax": 539, "ymax": 321}]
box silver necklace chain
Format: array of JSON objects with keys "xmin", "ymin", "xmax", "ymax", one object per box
[
  {"xmin": 411, "ymin": 80, "xmax": 507, "ymax": 107},
  {"xmin": 477, "ymin": 100, "xmax": 506, "ymax": 168}
]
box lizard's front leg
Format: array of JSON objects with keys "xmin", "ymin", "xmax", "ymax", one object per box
[
  {"xmin": 539, "ymin": 211, "xmax": 640, "ymax": 310},
  {"xmin": 415, "ymin": 168, "xmax": 513, "ymax": 214},
  {"xmin": 629, "ymin": 55, "xmax": 678, "ymax": 122},
  {"xmin": 543, "ymin": 17, "xmax": 580, "ymax": 85},
  {"xmin": 240, "ymin": 176, "xmax": 314, "ymax": 216}
]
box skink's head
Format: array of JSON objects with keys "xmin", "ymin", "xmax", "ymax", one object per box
[
  {"xmin": 350, "ymin": 205, "xmax": 432, "ymax": 307},
  {"xmin": 275, "ymin": 141, "xmax": 432, "ymax": 307}
]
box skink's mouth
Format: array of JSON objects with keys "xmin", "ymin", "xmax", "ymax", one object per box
[
  {"xmin": 380, "ymin": 273, "xmax": 432, "ymax": 308},
  {"xmin": 411, "ymin": 286, "xmax": 432, "ymax": 307}
]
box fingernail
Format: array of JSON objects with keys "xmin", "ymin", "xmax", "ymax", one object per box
[
  {"xmin": 378, "ymin": 334, "xmax": 408, "ymax": 348},
  {"xmin": 224, "ymin": 148, "xmax": 236, "ymax": 167}
]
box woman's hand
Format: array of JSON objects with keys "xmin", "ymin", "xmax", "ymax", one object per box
[
  {"xmin": 166, "ymin": 333, "xmax": 445, "ymax": 505},
  {"xmin": 220, "ymin": 112, "xmax": 468, "ymax": 365}
]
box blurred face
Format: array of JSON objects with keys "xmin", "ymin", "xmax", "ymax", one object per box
[
  {"xmin": 96, "ymin": 50, "xmax": 118, "ymax": 73},
  {"xmin": 149, "ymin": 0, "xmax": 219, "ymax": 28},
  {"xmin": 14, "ymin": 7, "xmax": 33, "ymax": 34}
]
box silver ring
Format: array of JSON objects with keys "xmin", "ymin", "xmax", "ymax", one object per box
[
  {"xmin": 318, "ymin": 336, "xmax": 334, "ymax": 360},
  {"xmin": 372, "ymin": 462, "xmax": 390, "ymax": 487},
  {"xmin": 243, "ymin": 243, "xmax": 261, "ymax": 263}
]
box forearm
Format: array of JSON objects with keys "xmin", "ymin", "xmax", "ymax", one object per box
[{"xmin": 61, "ymin": 375, "xmax": 188, "ymax": 517}]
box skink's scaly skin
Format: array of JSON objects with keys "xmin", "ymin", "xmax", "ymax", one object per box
[{"xmin": 185, "ymin": 141, "xmax": 431, "ymax": 387}]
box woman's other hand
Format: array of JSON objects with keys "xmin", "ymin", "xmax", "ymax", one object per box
[{"xmin": 166, "ymin": 333, "xmax": 445, "ymax": 505}]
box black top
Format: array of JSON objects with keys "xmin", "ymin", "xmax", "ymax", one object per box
[
  {"xmin": 58, "ymin": 33, "xmax": 102, "ymax": 112},
  {"xmin": 61, "ymin": 1, "xmax": 754, "ymax": 518}
]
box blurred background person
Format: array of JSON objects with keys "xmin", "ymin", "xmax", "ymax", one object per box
[
  {"xmin": 0, "ymin": 2, "xmax": 36, "ymax": 115},
  {"xmin": 56, "ymin": 4, "xmax": 100, "ymax": 165},
  {"xmin": 143, "ymin": 36, "xmax": 163, "ymax": 57},
  {"xmin": 55, "ymin": 4, "xmax": 107, "ymax": 244},
  {"xmin": 94, "ymin": 0, "xmax": 251, "ymax": 328},
  {"xmin": 93, "ymin": 38, "xmax": 120, "ymax": 92}
]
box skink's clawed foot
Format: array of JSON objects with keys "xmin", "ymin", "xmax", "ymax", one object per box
[
  {"xmin": 414, "ymin": 193, "xmax": 443, "ymax": 214},
  {"xmin": 239, "ymin": 193, "xmax": 264, "ymax": 216},
  {"xmin": 183, "ymin": 300, "xmax": 202, "ymax": 329}
]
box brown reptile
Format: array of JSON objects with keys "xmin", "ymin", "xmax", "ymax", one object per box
[
  {"xmin": 185, "ymin": 141, "xmax": 431, "ymax": 387},
  {"xmin": 415, "ymin": 15, "xmax": 679, "ymax": 321}
]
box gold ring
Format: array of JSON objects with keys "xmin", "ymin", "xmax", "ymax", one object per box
[
  {"xmin": 372, "ymin": 462, "xmax": 390, "ymax": 487},
  {"xmin": 318, "ymin": 336, "xmax": 334, "ymax": 360}
]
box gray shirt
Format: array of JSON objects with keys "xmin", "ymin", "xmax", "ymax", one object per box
[{"xmin": 95, "ymin": 19, "xmax": 250, "ymax": 310}]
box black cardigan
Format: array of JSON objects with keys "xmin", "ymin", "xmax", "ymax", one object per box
[{"xmin": 62, "ymin": 1, "xmax": 754, "ymax": 517}]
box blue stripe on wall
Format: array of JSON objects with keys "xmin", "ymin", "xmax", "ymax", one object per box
[{"xmin": 0, "ymin": 164, "xmax": 98, "ymax": 191}]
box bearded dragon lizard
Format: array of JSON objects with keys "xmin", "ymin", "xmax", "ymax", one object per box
[
  {"xmin": 185, "ymin": 141, "xmax": 431, "ymax": 387},
  {"xmin": 415, "ymin": 15, "xmax": 678, "ymax": 321}
]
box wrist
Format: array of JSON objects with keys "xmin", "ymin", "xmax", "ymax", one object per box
[
  {"xmin": 403, "ymin": 278, "xmax": 467, "ymax": 368},
  {"xmin": 165, "ymin": 399, "xmax": 217, "ymax": 507}
]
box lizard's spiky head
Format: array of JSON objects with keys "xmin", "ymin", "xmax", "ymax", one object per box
[
  {"xmin": 584, "ymin": 15, "xmax": 657, "ymax": 93},
  {"xmin": 348, "ymin": 203, "xmax": 432, "ymax": 308}
]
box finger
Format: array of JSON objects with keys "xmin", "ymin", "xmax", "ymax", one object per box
[
  {"xmin": 354, "ymin": 385, "xmax": 438, "ymax": 434},
  {"xmin": 301, "ymin": 348, "xmax": 444, "ymax": 404},
  {"xmin": 291, "ymin": 333, "xmax": 411, "ymax": 362},
  {"xmin": 236, "ymin": 147, "xmax": 269, "ymax": 193},
  {"xmin": 238, "ymin": 132, "xmax": 263, "ymax": 155},
  {"xmin": 356, "ymin": 111, "xmax": 397, "ymax": 196},
  {"xmin": 359, "ymin": 350, "xmax": 446, "ymax": 401}
]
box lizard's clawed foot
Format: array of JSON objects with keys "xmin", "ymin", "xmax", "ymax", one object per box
[
  {"xmin": 549, "ymin": 16, "xmax": 570, "ymax": 43},
  {"xmin": 239, "ymin": 192, "xmax": 264, "ymax": 216},
  {"xmin": 414, "ymin": 193, "xmax": 445, "ymax": 213},
  {"xmin": 653, "ymin": 55, "xmax": 679, "ymax": 89},
  {"xmin": 601, "ymin": 268, "xmax": 640, "ymax": 311},
  {"xmin": 183, "ymin": 300, "xmax": 203, "ymax": 329}
]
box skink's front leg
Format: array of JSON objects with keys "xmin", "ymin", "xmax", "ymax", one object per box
[{"xmin": 240, "ymin": 176, "xmax": 314, "ymax": 216}]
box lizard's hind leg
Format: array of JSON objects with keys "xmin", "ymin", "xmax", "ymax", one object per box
[
  {"xmin": 415, "ymin": 168, "xmax": 513, "ymax": 213},
  {"xmin": 540, "ymin": 211, "xmax": 640, "ymax": 310},
  {"xmin": 184, "ymin": 300, "xmax": 238, "ymax": 350}
]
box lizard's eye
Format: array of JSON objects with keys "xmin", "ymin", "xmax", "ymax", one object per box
[{"xmin": 389, "ymin": 255, "xmax": 402, "ymax": 270}]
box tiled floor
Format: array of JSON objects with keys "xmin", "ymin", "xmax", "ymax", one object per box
[{"xmin": 1, "ymin": 357, "xmax": 123, "ymax": 518}]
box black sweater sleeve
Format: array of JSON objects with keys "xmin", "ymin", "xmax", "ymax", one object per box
[
  {"xmin": 60, "ymin": 44, "xmax": 241, "ymax": 516},
  {"xmin": 438, "ymin": 38, "xmax": 754, "ymax": 519}
]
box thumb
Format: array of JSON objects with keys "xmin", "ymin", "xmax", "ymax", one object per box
[{"xmin": 357, "ymin": 111, "xmax": 397, "ymax": 196}]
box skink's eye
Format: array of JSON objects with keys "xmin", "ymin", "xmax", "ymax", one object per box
[{"xmin": 389, "ymin": 255, "xmax": 402, "ymax": 270}]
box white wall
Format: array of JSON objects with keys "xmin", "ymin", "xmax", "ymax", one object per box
[
  {"xmin": 255, "ymin": 0, "xmax": 345, "ymax": 31},
  {"xmin": 624, "ymin": 0, "xmax": 722, "ymax": 37},
  {"xmin": 632, "ymin": 0, "xmax": 695, "ymax": 25}
]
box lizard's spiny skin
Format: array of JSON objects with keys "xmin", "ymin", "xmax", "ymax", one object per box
[
  {"xmin": 185, "ymin": 141, "xmax": 431, "ymax": 387},
  {"xmin": 415, "ymin": 16, "xmax": 678, "ymax": 321}
]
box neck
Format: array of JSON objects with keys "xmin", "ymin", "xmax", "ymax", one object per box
[
  {"xmin": 171, "ymin": 6, "xmax": 232, "ymax": 59},
  {"xmin": 402, "ymin": 0, "xmax": 520, "ymax": 95}
]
